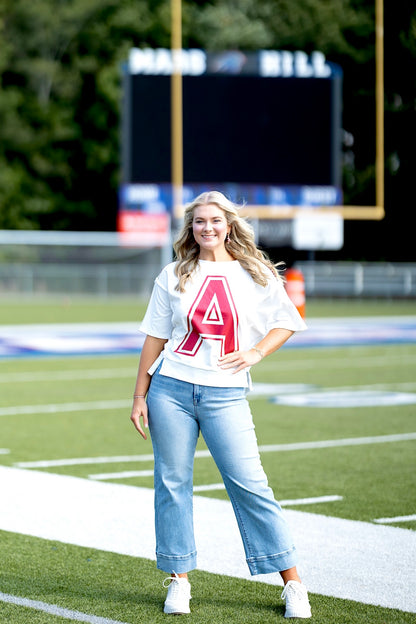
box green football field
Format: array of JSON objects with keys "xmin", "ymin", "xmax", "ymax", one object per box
[{"xmin": 0, "ymin": 298, "xmax": 415, "ymax": 623}]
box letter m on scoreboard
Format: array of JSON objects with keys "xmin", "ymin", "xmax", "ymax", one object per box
[{"xmin": 175, "ymin": 276, "xmax": 239, "ymax": 357}]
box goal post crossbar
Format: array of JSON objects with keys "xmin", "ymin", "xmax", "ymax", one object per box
[{"xmin": 238, "ymin": 205, "xmax": 385, "ymax": 221}]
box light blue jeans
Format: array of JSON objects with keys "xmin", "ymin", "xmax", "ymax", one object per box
[{"xmin": 147, "ymin": 364, "xmax": 298, "ymax": 575}]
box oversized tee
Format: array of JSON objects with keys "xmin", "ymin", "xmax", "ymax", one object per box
[{"xmin": 140, "ymin": 259, "xmax": 307, "ymax": 388}]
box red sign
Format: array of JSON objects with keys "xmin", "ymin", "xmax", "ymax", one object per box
[{"xmin": 117, "ymin": 211, "xmax": 170, "ymax": 247}]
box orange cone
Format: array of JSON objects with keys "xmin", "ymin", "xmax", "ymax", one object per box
[{"xmin": 285, "ymin": 268, "xmax": 306, "ymax": 319}]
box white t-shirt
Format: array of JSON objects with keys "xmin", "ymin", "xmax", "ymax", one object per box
[{"xmin": 140, "ymin": 259, "xmax": 307, "ymax": 388}]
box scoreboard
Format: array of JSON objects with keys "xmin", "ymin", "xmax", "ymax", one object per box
[{"xmin": 119, "ymin": 49, "xmax": 343, "ymax": 246}]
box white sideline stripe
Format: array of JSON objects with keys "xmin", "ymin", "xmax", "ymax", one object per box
[
  {"xmin": 15, "ymin": 432, "xmax": 416, "ymax": 469},
  {"xmin": 374, "ymin": 514, "xmax": 416, "ymax": 524},
  {"xmin": 0, "ymin": 591, "xmax": 130, "ymax": 624}
]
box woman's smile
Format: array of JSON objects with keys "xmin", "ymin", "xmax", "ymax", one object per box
[{"xmin": 192, "ymin": 203, "xmax": 231, "ymax": 260}]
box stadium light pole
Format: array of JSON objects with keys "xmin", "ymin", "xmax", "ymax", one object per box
[{"xmin": 171, "ymin": 0, "xmax": 183, "ymax": 220}]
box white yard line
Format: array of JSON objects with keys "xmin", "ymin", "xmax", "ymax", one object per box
[
  {"xmin": 2, "ymin": 354, "xmax": 416, "ymax": 384},
  {"xmin": 373, "ymin": 514, "xmax": 416, "ymax": 524},
  {"xmin": 16, "ymin": 453, "xmax": 157, "ymax": 468},
  {"xmin": 281, "ymin": 495, "xmax": 343, "ymax": 506},
  {"xmin": 0, "ymin": 592, "xmax": 130, "ymax": 624},
  {"xmin": 15, "ymin": 432, "xmax": 416, "ymax": 469},
  {"xmin": 2, "ymin": 381, "xmax": 416, "ymax": 417},
  {"xmin": 0, "ymin": 368, "xmax": 134, "ymax": 383},
  {"xmin": 3, "ymin": 391, "xmax": 412, "ymax": 418},
  {"xmin": 90, "ymin": 469, "xmax": 155, "ymax": 480},
  {"xmin": 1, "ymin": 466, "xmax": 415, "ymax": 613},
  {"xmin": 257, "ymin": 432, "xmax": 416, "ymax": 452},
  {"xmin": 191, "ymin": 486, "xmax": 344, "ymax": 509},
  {"xmin": 89, "ymin": 471, "xmax": 343, "ymax": 506},
  {"xmin": 0, "ymin": 399, "xmax": 131, "ymax": 417},
  {"xmin": 259, "ymin": 353, "xmax": 416, "ymax": 371},
  {"xmin": 331, "ymin": 381, "xmax": 416, "ymax": 392},
  {"xmin": 192, "ymin": 483, "xmax": 225, "ymax": 492}
]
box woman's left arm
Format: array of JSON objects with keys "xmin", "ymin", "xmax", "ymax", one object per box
[{"xmin": 218, "ymin": 327, "xmax": 294, "ymax": 373}]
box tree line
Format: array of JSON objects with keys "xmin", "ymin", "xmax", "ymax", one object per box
[{"xmin": 0, "ymin": 0, "xmax": 414, "ymax": 260}]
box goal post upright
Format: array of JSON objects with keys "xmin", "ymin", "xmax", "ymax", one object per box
[
  {"xmin": 240, "ymin": 0, "xmax": 385, "ymax": 222},
  {"xmin": 171, "ymin": 0, "xmax": 183, "ymax": 220}
]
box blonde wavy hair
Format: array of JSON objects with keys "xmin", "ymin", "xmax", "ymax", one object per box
[{"xmin": 173, "ymin": 191, "xmax": 284, "ymax": 292}]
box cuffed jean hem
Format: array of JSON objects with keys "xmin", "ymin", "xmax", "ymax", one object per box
[
  {"xmin": 156, "ymin": 550, "xmax": 198, "ymax": 575},
  {"xmin": 246, "ymin": 546, "xmax": 298, "ymax": 575}
]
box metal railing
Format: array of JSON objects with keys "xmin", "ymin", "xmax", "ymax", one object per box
[
  {"xmin": 296, "ymin": 262, "xmax": 416, "ymax": 298},
  {"xmin": 0, "ymin": 263, "xmax": 160, "ymax": 297},
  {"xmin": 0, "ymin": 261, "xmax": 415, "ymax": 298}
]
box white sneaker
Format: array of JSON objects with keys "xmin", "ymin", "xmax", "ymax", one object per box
[
  {"xmin": 163, "ymin": 572, "xmax": 191, "ymax": 615},
  {"xmin": 281, "ymin": 581, "xmax": 311, "ymax": 619}
]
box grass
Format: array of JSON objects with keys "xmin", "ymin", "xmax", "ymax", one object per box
[
  {"xmin": 0, "ymin": 297, "xmax": 415, "ymax": 623},
  {"xmin": 0, "ymin": 295, "xmax": 415, "ymax": 325},
  {"xmin": 0, "ymin": 296, "xmax": 148, "ymax": 325},
  {"xmin": 0, "ymin": 532, "xmax": 414, "ymax": 624}
]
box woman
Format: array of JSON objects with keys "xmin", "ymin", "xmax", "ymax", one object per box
[{"xmin": 131, "ymin": 191, "xmax": 311, "ymax": 619}]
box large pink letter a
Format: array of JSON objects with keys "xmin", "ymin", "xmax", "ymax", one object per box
[{"xmin": 175, "ymin": 276, "xmax": 239, "ymax": 357}]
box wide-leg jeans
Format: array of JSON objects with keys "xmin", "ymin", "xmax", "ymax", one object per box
[{"xmin": 147, "ymin": 365, "xmax": 298, "ymax": 575}]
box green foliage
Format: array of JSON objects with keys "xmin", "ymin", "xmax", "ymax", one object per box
[
  {"xmin": 0, "ymin": 0, "xmax": 153, "ymax": 230},
  {"xmin": 184, "ymin": 0, "xmax": 373, "ymax": 58},
  {"xmin": 0, "ymin": 0, "xmax": 414, "ymax": 240}
]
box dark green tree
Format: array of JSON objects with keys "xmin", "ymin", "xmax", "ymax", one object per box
[
  {"xmin": 0, "ymin": 0, "xmax": 414, "ymax": 260},
  {"xmin": 0, "ymin": 0, "xmax": 157, "ymax": 230}
]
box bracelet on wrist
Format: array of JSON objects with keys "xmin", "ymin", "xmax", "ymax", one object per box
[
  {"xmin": 252, "ymin": 347, "xmax": 265, "ymax": 359},
  {"xmin": 133, "ymin": 394, "xmax": 146, "ymax": 399}
]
